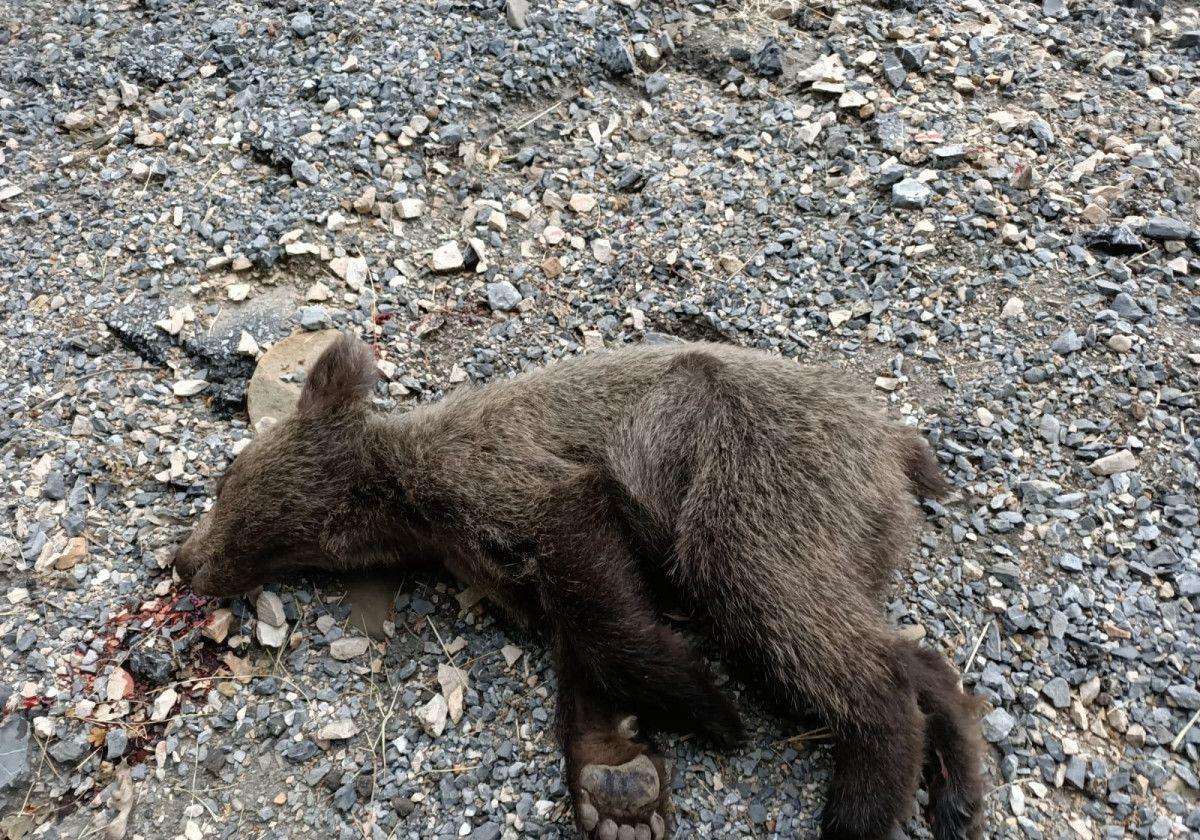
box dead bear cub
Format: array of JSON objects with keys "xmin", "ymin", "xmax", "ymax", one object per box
[{"xmin": 175, "ymin": 334, "xmax": 984, "ymax": 840}]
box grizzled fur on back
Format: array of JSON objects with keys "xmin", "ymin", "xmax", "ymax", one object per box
[{"xmin": 176, "ymin": 335, "xmax": 984, "ymax": 840}]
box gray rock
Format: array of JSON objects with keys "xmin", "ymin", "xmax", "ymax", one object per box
[
  {"xmin": 892, "ymin": 179, "xmax": 932, "ymax": 209},
  {"xmin": 291, "ymin": 159, "xmax": 320, "ymax": 185},
  {"xmin": 1175, "ymin": 32, "xmax": 1200, "ymax": 49},
  {"xmin": 1143, "ymin": 217, "xmax": 1192, "ymax": 241},
  {"xmin": 874, "ymin": 113, "xmax": 907, "ymax": 153},
  {"xmin": 1057, "ymin": 553, "xmax": 1084, "ymax": 572},
  {"xmin": 105, "ymin": 728, "xmax": 129, "ymax": 760},
  {"xmin": 1028, "ymin": 118, "xmax": 1055, "ymax": 146},
  {"xmin": 1042, "ymin": 677, "xmax": 1071, "ymax": 708},
  {"xmin": 1177, "ymin": 574, "xmax": 1200, "ymax": 597},
  {"xmin": 1042, "ymin": 0, "xmax": 1067, "ymax": 18},
  {"xmin": 285, "ymin": 740, "xmax": 319, "ymax": 763},
  {"xmin": 1050, "ymin": 328, "xmax": 1083, "ymax": 355},
  {"xmin": 882, "ymin": 52, "xmax": 907, "ymax": 88},
  {"xmin": 290, "ymin": 12, "xmax": 315, "ymax": 37},
  {"xmin": 505, "ymin": 0, "xmax": 529, "ymax": 30},
  {"xmin": 894, "ymin": 44, "xmax": 928, "ymax": 71},
  {"xmin": 42, "ymin": 472, "xmax": 66, "ymax": 500},
  {"xmin": 1110, "ymin": 292, "xmax": 1145, "ymax": 320},
  {"xmin": 878, "ymin": 162, "xmax": 907, "ymax": 187},
  {"xmin": 1087, "ymin": 225, "xmax": 1144, "ymax": 256},
  {"xmin": 486, "ymin": 281, "xmax": 523, "ymax": 312},
  {"xmin": 48, "ymin": 737, "xmax": 86, "ymax": 764},
  {"xmin": 982, "ymin": 708, "xmax": 1016, "ymax": 742},
  {"xmin": 645, "ymin": 73, "xmax": 669, "ymax": 96},
  {"xmin": 1039, "ymin": 413, "xmax": 1061, "ymax": 443},
  {"xmin": 930, "ymin": 144, "xmax": 966, "ymax": 169},
  {"xmin": 299, "ymin": 306, "xmax": 333, "ymax": 330},
  {"xmin": 1167, "ymin": 685, "xmax": 1200, "ymax": 710},
  {"xmin": 1064, "ymin": 756, "xmax": 1087, "ymax": 789},
  {"xmin": 129, "ymin": 648, "xmax": 175, "ymax": 684},
  {"xmin": 0, "ymin": 717, "xmax": 30, "ymax": 791}
]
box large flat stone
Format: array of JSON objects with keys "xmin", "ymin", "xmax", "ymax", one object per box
[{"xmin": 246, "ymin": 329, "xmax": 343, "ymax": 425}]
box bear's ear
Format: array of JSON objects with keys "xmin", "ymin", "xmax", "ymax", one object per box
[{"xmin": 297, "ymin": 333, "xmax": 378, "ymax": 414}]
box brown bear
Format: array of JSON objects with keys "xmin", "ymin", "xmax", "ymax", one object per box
[{"xmin": 175, "ymin": 333, "xmax": 984, "ymax": 840}]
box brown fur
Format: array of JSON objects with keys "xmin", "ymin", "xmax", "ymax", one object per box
[{"xmin": 175, "ymin": 334, "xmax": 984, "ymax": 840}]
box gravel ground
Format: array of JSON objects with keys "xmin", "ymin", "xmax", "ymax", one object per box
[{"xmin": 2, "ymin": 0, "xmax": 1199, "ymax": 838}]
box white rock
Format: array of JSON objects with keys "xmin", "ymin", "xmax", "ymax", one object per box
[
  {"xmin": 316, "ymin": 719, "xmax": 360, "ymax": 740},
  {"xmin": 438, "ymin": 664, "xmax": 469, "ymax": 697},
  {"xmin": 61, "ymin": 110, "xmax": 96, "ymax": 131},
  {"xmin": 0, "ymin": 182, "xmax": 24, "ymax": 202},
  {"xmin": 306, "ymin": 281, "xmax": 332, "ymax": 302},
  {"xmin": 430, "ymin": 241, "xmax": 464, "ymax": 272},
  {"xmin": 797, "ymin": 122, "xmax": 822, "ymax": 145},
  {"xmin": 285, "ymin": 241, "xmax": 320, "ymax": 256},
  {"xmin": 151, "ymin": 688, "xmax": 177, "ymax": 722},
  {"xmin": 828, "ymin": 309, "xmax": 851, "ymax": 327},
  {"xmin": 568, "ymin": 193, "xmax": 597, "ymax": 214},
  {"xmin": 256, "ymin": 622, "xmax": 288, "ymax": 648},
  {"xmin": 581, "ymin": 330, "xmax": 605, "ymax": 352},
  {"xmin": 202, "ymin": 609, "xmax": 234, "ymax": 644},
  {"xmin": 118, "ymin": 80, "xmax": 140, "ymax": 107},
  {"xmin": 107, "ymin": 666, "xmax": 135, "ymax": 701},
  {"xmin": 1107, "ymin": 335, "xmax": 1132, "ymax": 353},
  {"xmin": 414, "ymin": 694, "xmax": 449, "ymax": 737},
  {"xmin": 592, "ymin": 238, "xmax": 614, "ymax": 264},
  {"xmin": 226, "ymin": 283, "xmax": 251, "ymax": 302},
  {"xmin": 256, "ymin": 591, "xmax": 286, "ymax": 627},
  {"xmin": 327, "ymin": 211, "xmax": 348, "ymax": 231},
  {"xmin": 330, "ymin": 636, "xmax": 370, "ymax": 660},
  {"xmin": 237, "ymin": 331, "xmax": 260, "ymax": 356},
  {"xmin": 838, "ymin": 90, "xmax": 868, "ymax": 109},
  {"xmin": 501, "ymin": 645, "xmax": 524, "ymax": 667},
  {"xmin": 1090, "ymin": 450, "xmax": 1137, "ymax": 476},
  {"xmin": 1001, "ymin": 297, "xmax": 1025, "ymax": 317},
  {"xmin": 976, "ymin": 407, "xmax": 995, "ymax": 427},
  {"xmin": 330, "ymin": 255, "xmax": 369, "ymax": 289},
  {"xmin": 398, "ymin": 198, "xmax": 425, "ymax": 219},
  {"xmin": 161, "ymin": 304, "xmax": 194, "ymax": 336},
  {"xmin": 797, "ymin": 54, "xmax": 845, "ymax": 84},
  {"xmin": 173, "ymin": 379, "xmax": 209, "ymax": 397},
  {"xmin": 510, "ymin": 198, "xmax": 533, "ymax": 221},
  {"xmin": 446, "ymin": 685, "xmax": 464, "ymax": 725},
  {"xmin": 353, "ymin": 186, "xmax": 376, "ymax": 214},
  {"xmin": 1010, "ymin": 784, "xmax": 1026, "ymax": 817},
  {"xmin": 986, "ymin": 110, "xmax": 1024, "ymax": 132}
]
